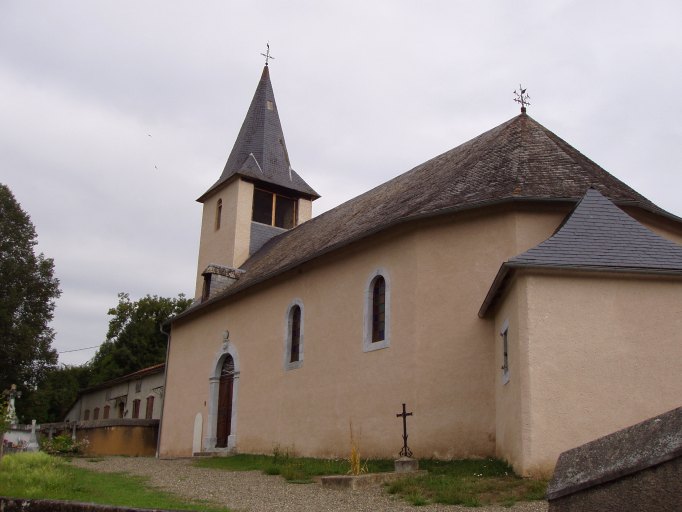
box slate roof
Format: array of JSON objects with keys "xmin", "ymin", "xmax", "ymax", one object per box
[
  {"xmin": 511, "ymin": 188, "xmax": 682, "ymax": 270},
  {"xmin": 72, "ymin": 363, "xmax": 165, "ymax": 397},
  {"xmin": 479, "ymin": 188, "xmax": 682, "ymax": 316},
  {"xmin": 198, "ymin": 66, "xmax": 319, "ymax": 202},
  {"xmin": 176, "ymin": 112, "xmax": 682, "ymax": 321}
]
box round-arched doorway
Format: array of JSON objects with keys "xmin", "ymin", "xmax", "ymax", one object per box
[{"xmin": 216, "ymin": 354, "xmax": 235, "ymax": 448}]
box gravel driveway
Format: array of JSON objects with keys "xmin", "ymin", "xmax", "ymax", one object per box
[{"xmin": 71, "ymin": 457, "xmax": 548, "ymax": 512}]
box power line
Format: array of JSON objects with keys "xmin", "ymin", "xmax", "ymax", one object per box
[{"xmin": 58, "ymin": 345, "xmax": 100, "ymax": 354}]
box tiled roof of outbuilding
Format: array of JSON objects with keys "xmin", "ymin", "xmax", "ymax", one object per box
[
  {"xmin": 198, "ymin": 66, "xmax": 319, "ymax": 202},
  {"xmin": 479, "ymin": 188, "xmax": 682, "ymax": 316},
  {"xmin": 178, "ymin": 112, "xmax": 681, "ymax": 320}
]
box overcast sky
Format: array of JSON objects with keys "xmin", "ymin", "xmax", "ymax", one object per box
[{"xmin": 2, "ymin": 1, "xmax": 681, "ymax": 366}]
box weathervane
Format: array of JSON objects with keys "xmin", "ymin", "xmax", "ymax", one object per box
[
  {"xmin": 261, "ymin": 42, "xmax": 275, "ymax": 66},
  {"xmin": 513, "ymin": 85, "xmax": 530, "ymax": 113}
]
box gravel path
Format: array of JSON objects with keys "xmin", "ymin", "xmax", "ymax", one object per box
[{"xmin": 70, "ymin": 457, "xmax": 548, "ymax": 512}]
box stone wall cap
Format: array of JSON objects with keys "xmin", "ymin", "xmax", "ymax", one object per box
[
  {"xmin": 547, "ymin": 405, "xmax": 682, "ymax": 500},
  {"xmin": 41, "ymin": 419, "xmax": 159, "ymax": 430}
]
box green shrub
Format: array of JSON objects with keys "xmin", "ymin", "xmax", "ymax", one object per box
[{"xmin": 41, "ymin": 434, "xmax": 88, "ymax": 456}]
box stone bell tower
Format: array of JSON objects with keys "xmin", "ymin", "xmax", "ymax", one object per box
[{"xmin": 194, "ymin": 64, "xmax": 319, "ymax": 301}]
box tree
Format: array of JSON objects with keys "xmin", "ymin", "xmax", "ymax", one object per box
[
  {"xmin": 21, "ymin": 364, "xmax": 92, "ymax": 423},
  {"xmin": 88, "ymin": 292, "xmax": 191, "ymax": 385},
  {"xmin": 0, "ymin": 184, "xmax": 60, "ymax": 421}
]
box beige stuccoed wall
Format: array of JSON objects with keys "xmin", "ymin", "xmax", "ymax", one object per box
[
  {"xmin": 492, "ymin": 278, "xmax": 530, "ymax": 474},
  {"xmin": 161, "ymin": 204, "xmax": 575, "ymax": 460},
  {"xmin": 195, "ymin": 179, "xmax": 255, "ymax": 298},
  {"xmin": 514, "ymin": 272, "xmax": 682, "ymax": 476}
]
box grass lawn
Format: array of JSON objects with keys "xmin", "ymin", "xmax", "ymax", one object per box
[
  {"xmin": 196, "ymin": 452, "xmax": 547, "ymax": 507},
  {"xmin": 387, "ymin": 458, "xmax": 547, "ymax": 507},
  {"xmin": 194, "ymin": 452, "xmax": 394, "ymax": 483},
  {"xmin": 0, "ymin": 452, "xmax": 229, "ymax": 512}
]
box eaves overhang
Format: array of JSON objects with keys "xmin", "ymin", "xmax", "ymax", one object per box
[
  {"xmin": 170, "ymin": 195, "xmax": 637, "ymax": 326},
  {"xmin": 478, "ymin": 262, "xmax": 682, "ymax": 318}
]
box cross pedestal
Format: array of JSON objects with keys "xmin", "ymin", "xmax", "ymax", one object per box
[{"xmin": 395, "ymin": 455, "xmax": 419, "ymax": 472}]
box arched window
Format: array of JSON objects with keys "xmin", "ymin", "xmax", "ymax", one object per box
[
  {"xmin": 364, "ymin": 270, "xmax": 391, "ymax": 352},
  {"xmin": 290, "ymin": 305, "xmax": 301, "ymax": 363},
  {"xmin": 215, "ymin": 198, "xmax": 223, "ymax": 230},
  {"xmin": 372, "ymin": 276, "xmax": 386, "ymax": 343},
  {"xmin": 132, "ymin": 399, "xmax": 141, "ymax": 419},
  {"xmin": 284, "ymin": 300, "xmax": 304, "ymax": 370}
]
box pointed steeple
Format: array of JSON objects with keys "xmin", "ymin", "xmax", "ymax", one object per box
[{"xmin": 198, "ymin": 66, "xmax": 319, "ymax": 202}]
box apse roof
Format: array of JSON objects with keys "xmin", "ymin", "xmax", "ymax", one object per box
[
  {"xmin": 479, "ymin": 188, "xmax": 682, "ymax": 316},
  {"xmin": 198, "ymin": 66, "xmax": 319, "ymax": 202},
  {"xmin": 509, "ymin": 188, "xmax": 682, "ymax": 270},
  {"xmin": 177, "ymin": 112, "xmax": 682, "ymax": 320}
]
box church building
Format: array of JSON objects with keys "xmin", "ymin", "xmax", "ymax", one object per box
[{"xmin": 158, "ymin": 64, "xmax": 682, "ymax": 476}]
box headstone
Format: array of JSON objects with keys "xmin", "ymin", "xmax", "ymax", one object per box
[
  {"xmin": 192, "ymin": 413, "xmax": 203, "ymax": 454},
  {"xmin": 26, "ymin": 420, "xmax": 39, "ymax": 452},
  {"xmin": 547, "ymin": 405, "xmax": 682, "ymax": 512}
]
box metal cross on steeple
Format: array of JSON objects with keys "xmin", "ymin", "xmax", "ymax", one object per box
[
  {"xmin": 261, "ymin": 42, "xmax": 275, "ymax": 66},
  {"xmin": 513, "ymin": 84, "xmax": 531, "ymax": 113}
]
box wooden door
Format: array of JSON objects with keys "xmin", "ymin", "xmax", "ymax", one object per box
[{"xmin": 216, "ymin": 355, "xmax": 234, "ymax": 448}]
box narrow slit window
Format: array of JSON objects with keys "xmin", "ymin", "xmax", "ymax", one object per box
[
  {"xmin": 501, "ymin": 320, "xmax": 510, "ymax": 385},
  {"xmin": 285, "ymin": 301, "xmax": 304, "ymax": 370},
  {"xmin": 215, "ymin": 199, "xmax": 223, "ymax": 230},
  {"xmin": 372, "ymin": 276, "xmax": 386, "ymax": 343},
  {"xmin": 290, "ymin": 305, "xmax": 301, "ymax": 363}
]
